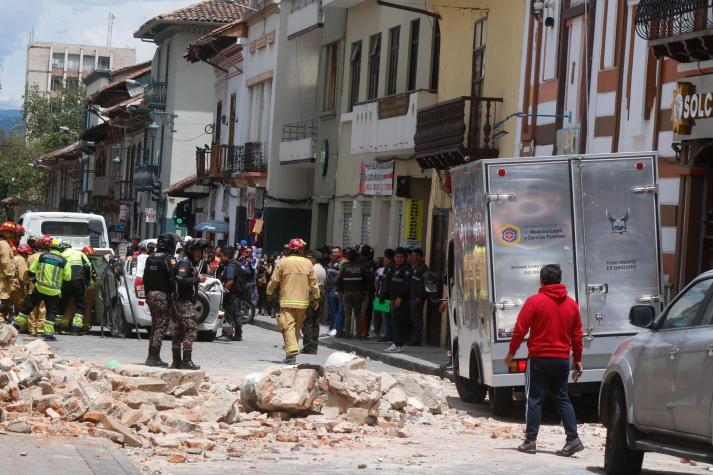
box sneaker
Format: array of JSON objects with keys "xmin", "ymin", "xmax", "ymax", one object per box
[
  {"xmin": 518, "ymin": 440, "xmax": 537, "ymax": 454},
  {"xmin": 329, "ymin": 329, "xmax": 337, "ymax": 337},
  {"xmin": 555, "ymin": 438, "xmax": 584, "ymax": 457},
  {"xmin": 384, "ymin": 343, "xmax": 398, "ymax": 352},
  {"xmin": 392, "ymin": 346, "xmax": 404, "ymax": 353}
]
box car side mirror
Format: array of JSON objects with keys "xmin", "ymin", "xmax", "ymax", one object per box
[{"xmin": 629, "ymin": 305, "xmax": 656, "ymax": 329}]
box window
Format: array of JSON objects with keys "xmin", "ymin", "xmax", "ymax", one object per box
[
  {"xmin": 322, "ymin": 42, "xmax": 339, "ymax": 112},
  {"xmin": 472, "ymin": 18, "xmax": 487, "ymax": 98},
  {"xmin": 97, "ymin": 56, "xmax": 110, "ymax": 70},
  {"xmin": 367, "ymin": 33, "xmax": 381, "ymax": 100},
  {"xmin": 342, "ymin": 202, "xmax": 353, "ymax": 248},
  {"xmin": 95, "ymin": 150, "xmax": 106, "ymax": 178},
  {"xmin": 661, "ymin": 279, "xmax": 713, "ymax": 330},
  {"xmin": 360, "ymin": 201, "xmax": 372, "ymax": 244},
  {"xmin": 214, "ymin": 101, "xmax": 223, "ymax": 145},
  {"xmin": 349, "ymin": 41, "xmax": 362, "ymax": 112},
  {"xmin": 52, "ymin": 53, "xmax": 64, "ymax": 69},
  {"xmin": 430, "ymin": 21, "xmax": 440, "ymax": 90},
  {"xmin": 386, "ymin": 26, "xmax": 400, "ymax": 96},
  {"xmin": 41, "ymin": 221, "xmax": 89, "ymax": 237},
  {"xmin": 66, "ymin": 77, "xmax": 79, "ymax": 90},
  {"xmin": 67, "ymin": 54, "xmax": 80, "ymax": 70},
  {"xmin": 50, "ymin": 76, "xmax": 63, "ymax": 91},
  {"xmin": 83, "ymin": 55, "xmax": 95, "ymax": 72},
  {"xmin": 407, "ymin": 19, "xmax": 420, "ymax": 91}
]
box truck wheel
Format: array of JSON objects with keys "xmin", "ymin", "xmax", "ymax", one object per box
[
  {"xmin": 194, "ymin": 292, "xmax": 210, "ymax": 324},
  {"xmin": 604, "ymin": 386, "xmax": 643, "ymax": 475},
  {"xmin": 488, "ymin": 387, "xmax": 513, "ymax": 417},
  {"xmin": 454, "ymin": 351, "xmax": 487, "ymax": 403}
]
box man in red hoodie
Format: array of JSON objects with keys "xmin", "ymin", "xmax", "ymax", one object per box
[{"xmin": 505, "ymin": 264, "xmax": 584, "ymax": 457}]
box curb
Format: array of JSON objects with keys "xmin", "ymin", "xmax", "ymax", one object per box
[{"xmin": 248, "ymin": 317, "xmax": 452, "ymax": 380}]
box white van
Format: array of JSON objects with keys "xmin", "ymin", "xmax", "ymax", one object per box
[{"xmin": 18, "ymin": 212, "xmax": 112, "ymax": 254}]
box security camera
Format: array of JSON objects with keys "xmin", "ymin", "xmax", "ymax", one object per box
[{"xmin": 532, "ymin": 1, "xmax": 545, "ymax": 11}]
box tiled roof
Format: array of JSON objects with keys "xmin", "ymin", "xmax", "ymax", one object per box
[{"xmin": 135, "ymin": 0, "xmax": 249, "ymax": 39}]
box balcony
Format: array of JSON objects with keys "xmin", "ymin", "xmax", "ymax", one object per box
[
  {"xmin": 279, "ymin": 118, "xmax": 317, "ymax": 166},
  {"xmin": 288, "ymin": 0, "xmax": 323, "ymax": 39},
  {"xmin": 92, "ymin": 176, "xmax": 115, "ymax": 198},
  {"xmin": 636, "ymin": 0, "xmax": 713, "ymax": 62},
  {"xmin": 196, "ymin": 143, "xmax": 267, "ymax": 187},
  {"xmin": 146, "ymin": 81, "xmax": 167, "ymax": 109},
  {"xmin": 114, "ymin": 180, "xmax": 134, "ymax": 201},
  {"xmin": 134, "ymin": 164, "xmax": 160, "ymax": 191},
  {"xmin": 349, "ymin": 90, "xmax": 437, "ymax": 157},
  {"xmin": 414, "ymin": 96, "xmax": 502, "ymax": 170}
]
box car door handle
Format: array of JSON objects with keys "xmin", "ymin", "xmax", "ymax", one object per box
[{"xmin": 668, "ymin": 348, "xmax": 680, "ymax": 359}]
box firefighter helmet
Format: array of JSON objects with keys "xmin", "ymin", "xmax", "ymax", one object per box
[
  {"xmin": 37, "ymin": 235, "xmax": 52, "ymax": 249},
  {"xmin": 288, "ymin": 237, "xmax": 307, "ymax": 252},
  {"xmin": 16, "ymin": 244, "xmax": 32, "ymax": 255},
  {"xmin": 82, "ymin": 246, "xmax": 96, "ymax": 255},
  {"xmin": 0, "ymin": 221, "xmax": 16, "ymax": 233},
  {"xmin": 15, "ymin": 225, "xmax": 25, "ymax": 236}
]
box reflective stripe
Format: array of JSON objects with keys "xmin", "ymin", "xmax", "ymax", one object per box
[
  {"xmin": 14, "ymin": 315, "xmax": 28, "ymax": 327},
  {"xmin": 343, "ymin": 277, "xmax": 363, "ymax": 281},
  {"xmin": 44, "ymin": 320, "xmax": 56, "ymax": 334}
]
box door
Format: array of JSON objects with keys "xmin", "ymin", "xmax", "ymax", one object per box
[
  {"xmin": 486, "ymin": 161, "xmax": 577, "ymax": 340},
  {"xmin": 573, "ymin": 156, "xmax": 660, "ymax": 336},
  {"xmin": 427, "ymin": 209, "xmax": 449, "ymax": 346},
  {"xmin": 633, "ymin": 278, "xmax": 713, "ymax": 431},
  {"xmin": 671, "ymin": 285, "xmax": 713, "ymax": 438},
  {"xmin": 563, "ymin": 16, "xmax": 584, "ymax": 129}
]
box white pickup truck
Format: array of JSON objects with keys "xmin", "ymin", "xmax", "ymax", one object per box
[{"xmin": 18, "ymin": 212, "xmax": 112, "ymax": 254}]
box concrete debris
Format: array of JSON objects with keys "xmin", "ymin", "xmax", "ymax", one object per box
[
  {"xmin": 0, "ymin": 324, "xmax": 18, "ymax": 348},
  {"xmin": 6, "ymin": 421, "xmax": 32, "ymax": 433}
]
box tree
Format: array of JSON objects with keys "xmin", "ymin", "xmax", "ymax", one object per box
[
  {"xmin": 23, "ymin": 83, "xmax": 85, "ymax": 153},
  {"xmin": 0, "ymin": 131, "xmax": 48, "ymax": 216}
]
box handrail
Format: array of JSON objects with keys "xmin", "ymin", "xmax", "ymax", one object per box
[{"xmin": 635, "ymin": 0, "xmax": 713, "ymax": 40}]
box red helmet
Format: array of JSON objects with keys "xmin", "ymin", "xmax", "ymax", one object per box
[
  {"xmin": 36, "ymin": 235, "xmax": 53, "ymax": 249},
  {"xmin": 15, "ymin": 225, "xmax": 25, "ymax": 236},
  {"xmin": 0, "ymin": 221, "xmax": 17, "ymax": 233},
  {"xmin": 16, "ymin": 244, "xmax": 32, "ymax": 255},
  {"xmin": 288, "ymin": 238, "xmax": 307, "ymax": 252},
  {"xmin": 82, "ymin": 246, "xmax": 96, "ymax": 255}
]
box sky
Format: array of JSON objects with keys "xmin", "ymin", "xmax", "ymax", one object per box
[{"xmin": 0, "ymin": 0, "xmax": 196, "ymax": 110}]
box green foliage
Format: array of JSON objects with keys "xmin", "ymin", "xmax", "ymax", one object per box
[
  {"xmin": 22, "ymin": 83, "xmax": 85, "ymax": 152},
  {"xmin": 0, "ymin": 132, "xmax": 48, "ymax": 208}
]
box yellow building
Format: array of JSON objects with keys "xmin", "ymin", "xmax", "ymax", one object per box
[{"xmin": 415, "ymin": 0, "xmax": 527, "ymax": 346}]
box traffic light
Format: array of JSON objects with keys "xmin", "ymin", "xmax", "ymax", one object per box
[
  {"xmin": 174, "ymin": 199, "xmax": 192, "ymax": 227},
  {"xmin": 151, "ymin": 180, "xmax": 161, "ymax": 201}
]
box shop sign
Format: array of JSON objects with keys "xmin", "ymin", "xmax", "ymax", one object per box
[
  {"xmin": 672, "ymin": 81, "xmax": 713, "ymax": 135},
  {"xmin": 145, "ymin": 208, "xmax": 156, "ymax": 223},
  {"xmin": 403, "ymin": 199, "xmax": 424, "ymax": 248},
  {"xmin": 359, "ymin": 160, "xmax": 394, "ymax": 196}
]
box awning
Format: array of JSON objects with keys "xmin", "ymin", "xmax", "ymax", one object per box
[{"xmin": 195, "ymin": 220, "xmax": 230, "ymax": 233}]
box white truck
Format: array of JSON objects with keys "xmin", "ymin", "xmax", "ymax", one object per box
[
  {"xmin": 18, "ymin": 212, "xmax": 112, "ymax": 254},
  {"xmin": 445, "ymin": 152, "xmax": 662, "ymax": 416}
]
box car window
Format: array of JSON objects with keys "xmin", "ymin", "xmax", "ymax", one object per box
[
  {"xmin": 660, "ymin": 278, "xmax": 713, "ymax": 330},
  {"xmin": 696, "ymin": 291, "xmax": 713, "ymax": 327}
]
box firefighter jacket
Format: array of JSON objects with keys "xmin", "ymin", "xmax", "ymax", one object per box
[
  {"xmin": 61, "ymin": 248, "xmax": 92, "ymax": 287},
  {"xmin": 175, "ymin": 257, "xmax": 199, "ymax": 301},
  {"xmin": 266, "ymin": 255, "xmax": 320, "ymax": 309},
  {"xmin": 409, "ymin": 263, "xmax": 429, "ymax": 301},
  {"xmin": 143, "ymin": 252, "xmax": 177, "ymax": 295},
  {"xmin": 27, "ymin": 252, "xmax": 42, "ymax": 293},
  {"xmin": 0, "ymin": 239, "xmax": 16, "ymax": 300},
  {"xmin": 29, "ymin": 250, "xmax": 72, "ymax": 297},
  {"xmin": 388, "ymin": 263, "xmax": 411, "ymax": 301},
  {"xmin": 14, "ymin": 255, "xmax": 29, "ymax": 292},
  {"xmin": 336, "ymin": 261, "xmax": 369, "ymax": 293}
]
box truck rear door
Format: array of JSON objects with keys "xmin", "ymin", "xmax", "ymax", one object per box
[
  {"xmin": 486, "ymin": 160, "xmax": 577, "ymax": 341},
  {"xmin": 572, "ymin": 155, "xmax": 661, "ymax": 336}
]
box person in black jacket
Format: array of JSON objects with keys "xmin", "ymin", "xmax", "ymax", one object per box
[
  {"xmin": 385, "ymin": 247, "xmax": 410, "ymax": 353},
  {"xmin": 407, "ymin": 248, "xmax": 428, "ymax": 346},
  {"xmin": 359, "ymin": 245, "xmax": 376, "ymax": 338},
  {"xmin": 336, "ymin": 247, "xmax": 369, "ymax": 339},
  {"xmin": 143, "ymin": 233, "xmax": 178, "ymax": 367},
  {"xmin": 218, "ymin": 246, "xmax": 244, "ymax": 342}
]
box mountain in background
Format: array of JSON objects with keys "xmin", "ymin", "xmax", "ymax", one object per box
[{"xmin": 0, "ymin": 110, "xmax": 24, "ymax": 136}]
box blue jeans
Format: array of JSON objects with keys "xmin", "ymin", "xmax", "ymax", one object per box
[
  {"xmin": 525, "ymin": 358, "xmax": 579, "ymax": 442},
  {"xmin": 327, "ymin": 288, "xmax": 344, "ymax": 332}
]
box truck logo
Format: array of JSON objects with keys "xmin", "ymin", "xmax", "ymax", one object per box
[
  {"xmin": 498, "ymin": 224, "xmax": 521, "ymax": 246},
  {"xmin": 606, "ymin": 208, "xmax": 630, "ymax": 233}
]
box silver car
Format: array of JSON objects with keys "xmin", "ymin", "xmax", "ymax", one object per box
[{"xmin": 599, "ymin": 271, "xmax": 713, "ymax": 474}]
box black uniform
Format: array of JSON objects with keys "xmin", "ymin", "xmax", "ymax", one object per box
[
  {"xmin": 337, "ymin": 260, "xmax": 370, "ymax": 337},
  {"xmin": 408, "ymin": 262, "xmax": 428, "ymax": 345},
  {"xmin": 143, "ymin": 251, "xmax": 177, "ymax": 351},
  {"xmin": 173, "ymin": 256, "xmax": 199, "ymax": 350},
  {"xmin": 388, "ymin": 263, "xmax": 411, "ymax": 347},
  {"xmin": 219, "ymin": 258, "xmax": 245, "ymax": 341}
]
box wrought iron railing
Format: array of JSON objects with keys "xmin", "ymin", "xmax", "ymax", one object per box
[
  {"xmin": 147, "ymin": 81, "xmax": 167, "ymax": 108},
  {"xmin": 281, "ymin": 118, "xmax": 318, "ymax": 142},
  {"xmin": 236, "ymin": 142, "xmax": 268, "ymax": 174},
  {"xmin": 197, "ymin": 143, "xmax": 268, "ymax": 177},
  {"xmin": 635, "ymin": 0, "xmax": 713, "ymax": 40}
]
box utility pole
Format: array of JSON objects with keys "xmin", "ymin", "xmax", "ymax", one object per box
[{"xmin": 107, "ymin": 13, "xmax": 115, "ymax": 47}]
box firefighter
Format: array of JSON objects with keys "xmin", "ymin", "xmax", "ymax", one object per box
[
  {"xmin": 0, "ymin": 221, "xmax": 18, "ymax": 323},
  {"xmin": 143, "ymin": 233, "xmax": 178, "ymax": 367},
  {"xmin": 173, "ymin": 237, "xmax": 208, "ymax": 370},
  {"xmin": 266, "ymin": 238, "xmax": 320, "ymax": 364},
  {"xmin": 57, "ymin": 242, "xmax": 92, "ymax": 334},
  {"xmin": 14, "ymin": 237, "xmax": 71, "ymax": 341},
  {"xmin": 384, "ymin": 247, "xmax": 411, "ymax": 353},
  {"xmin": 25, "ymin": 236, "xmax": 49, "ymax": 336},
  {"xmin": 81, "ymin": 246, "xmax": 97, "ymax": 331},
  {"xmin": 9, "ymin": 244, "xmax": 32, "ymax": 330}
]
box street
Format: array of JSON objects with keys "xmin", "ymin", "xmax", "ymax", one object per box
[{"xmin": 10, "ymin": 325, "xmax": 703, "ymax": 475}]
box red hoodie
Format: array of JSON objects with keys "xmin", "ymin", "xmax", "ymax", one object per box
[{"xmin": 508, "ymin": 284, "xmax": 583, "ymax": 363}]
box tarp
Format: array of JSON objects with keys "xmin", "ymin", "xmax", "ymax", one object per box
[{"xmin": 195, "ymin": 220, "xmax": 230, "ymax": 233}]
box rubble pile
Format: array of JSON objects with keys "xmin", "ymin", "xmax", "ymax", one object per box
[{"xmin": 0, "ymin": 324, "xmax": 459, "ymax": 465}]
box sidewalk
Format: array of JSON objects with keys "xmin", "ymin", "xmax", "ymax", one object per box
[
  {"xmin": 0, "ymin": 434, "xmax": 140, "ymax": 475},
  {"xmin": 249, "ymin": 314, "xmax": 452, "ymax": 379}
]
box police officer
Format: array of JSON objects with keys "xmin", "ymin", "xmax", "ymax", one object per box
[
  {"xmin": 57, "ymin": 242, "xmax": 92, "ymax": 334},
  {"xmin": 407, "ymin": 248, "xmax": 428, "ymax": 346},
  {"xmin": 143, "ymin": 233, "xmax": 178, "ymax": 367},
  {"xmin": 336, "ymin": 247, "xmax": 370, "ymax": 339},
  {"xmin": 14, "ymin": 237, "xmax": 71, "ymax": 341},
  {"xmin": 173, "ymin": 238, "xmax": 208, "ymax": 370},
  {"xmin": 217, "ymin": 246, "xmax": 244, "ymax": 342},
  {"xmin": 384, "ymin": 247, "xmax": 410, "ymax": 353}
]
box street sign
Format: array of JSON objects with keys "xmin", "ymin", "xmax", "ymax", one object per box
[{"xmin": 145, "ymin": 208, "xmax": 156, "ymax": 223}]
